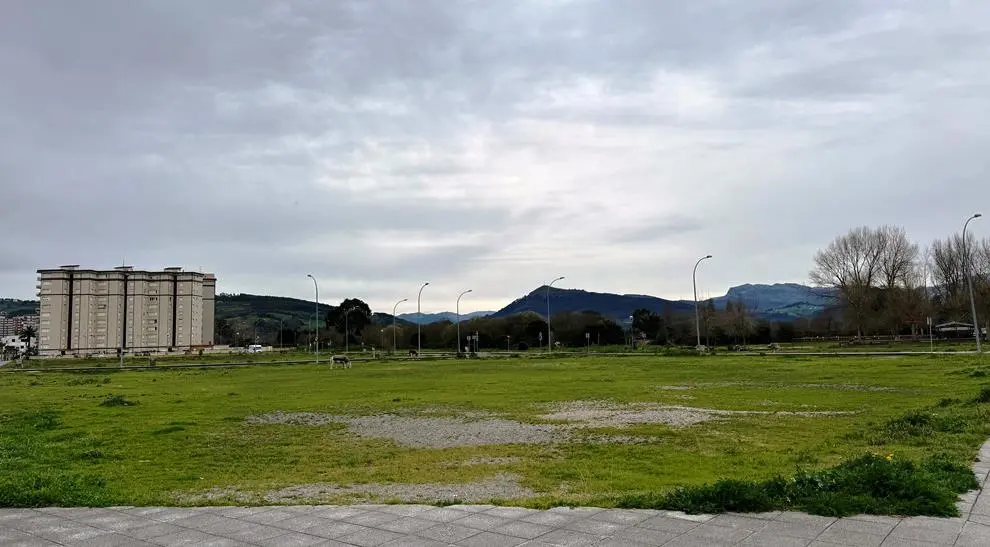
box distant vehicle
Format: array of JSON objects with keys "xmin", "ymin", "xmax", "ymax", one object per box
[{"xmin": 247, "ymin": 344, "xmax": 263, "ymax": 353}]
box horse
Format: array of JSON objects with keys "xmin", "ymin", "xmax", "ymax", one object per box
[{"xmin": 330, "ymin": 355, "xmax": 351, "ymax": 368}]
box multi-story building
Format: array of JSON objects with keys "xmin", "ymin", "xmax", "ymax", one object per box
[
  {"xmin": 0, "ymin": 314, "xmax": 39, "ymax": 337},
  {"xmin": 36, "ymin": 265, "xmax": 216, "ymax": 356}
]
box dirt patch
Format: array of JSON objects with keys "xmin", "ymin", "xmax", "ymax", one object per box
[
  {"xmin": 457, "ymin": 456, "xmax": 522, "ymax": 466},
  {"xmin": 177, "ymin": 472, "xmax": 535, "ymax": 504},
  {"xmin": 540, "ymin": 401, "xmax": 854, "ymax": 428},
  {"xmin": 248, "ymin": 412, "xmax": 569, "ymax": 448}
]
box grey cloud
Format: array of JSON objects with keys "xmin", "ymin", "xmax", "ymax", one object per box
[{"xmin": 1, "ymin": 0, "xmax": 988, "ymax": 307}]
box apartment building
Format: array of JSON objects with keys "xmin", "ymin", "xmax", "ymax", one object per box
[
  {"xmin": 0, "ymin": 314, "xmax": 39, "ymax": 337},
  {"xmin": 36, "ymin": 265, "xmax": 216, "ymax": 356}
]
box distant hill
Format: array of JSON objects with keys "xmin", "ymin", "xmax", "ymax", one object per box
[
  {"xmin": 491, "ymin": 283, "xmax": 836, "ymax": 322},
  {"xmin": 0, "ymin": 299, "xmax": 38, "ymax": 317},
  {"xmin": 492, "ymin": 287, "xmax": 695, "ymax": 321},
  {"xmin": 215, "ymin": 294, "xmax": 413, "ymax": 333},
  {"xmin": 711, "ymin": 283, "xmax": 835, "ymax": 312},
  {"xmin": 398, "ymin": 310, "xmax": 494, "ymax": 325}
]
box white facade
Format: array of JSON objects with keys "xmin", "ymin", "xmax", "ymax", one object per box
[
  {"xmin": 36, "ymin": 266, "xmax": 217, "ymax": 356},
  {"xmin": 1, "ymin": 334, "xmax": 34, "ymax": 353}
]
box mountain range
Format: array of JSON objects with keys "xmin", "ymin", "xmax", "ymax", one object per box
[
  {"xmin": 397, "ymin": 311, "xmax": 494, "ymax": 325},
  {"xmin": 489, "ymin": 283, "xmax": 835, "ymax": 323},
  {"xmin": 0, "ymin": 283, "xmax": 836, "ymax": 335}
]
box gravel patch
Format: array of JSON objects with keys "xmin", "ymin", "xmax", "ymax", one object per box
[
  {"xmin": 248, "ymin": 412, "xmax": 570, "ymax": 447},
  {"xmin": 177, "ymin": 473, "xmax": 535, "ymax": 504},
  {"xmin": 540, "ymin": 401, "xmax": 854, "ymax": 427},
  {"xmin": 456, "ymin": 457, "xmax": 523, "ymax": 467}
]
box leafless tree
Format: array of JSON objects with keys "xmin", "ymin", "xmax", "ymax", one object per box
[{"xmin": 810, "ymin": 226, "xmax": 888, "ymax": 335}]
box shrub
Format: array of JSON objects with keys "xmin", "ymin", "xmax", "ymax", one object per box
[
  {"xmin": 973, "ymin": 387, "xmax": 990, "ymax": 404},
  {"xmin": 617, "ymin": 454, "xmax": 977, "ymax": 517},
  {"xmin": 99, "ymin": 395, "xmax": 137, "ymax": 407}
]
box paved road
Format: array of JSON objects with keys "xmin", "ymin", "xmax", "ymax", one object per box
[{"xmin": 2, "ymin": 443, "xmax": 988, "ymax": 547}]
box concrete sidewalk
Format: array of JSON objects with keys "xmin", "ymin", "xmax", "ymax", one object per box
[{"xmin": 2, "ymin": 443, "xmax": 987, "ymax": 547}]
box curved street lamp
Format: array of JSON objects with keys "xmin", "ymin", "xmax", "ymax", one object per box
[
  {"xmin": 306, "ymin": 274, "xmax": 319, "ymax": 365},
  {"xmin": 693, "ymin": 255, "xmax": 713, "ymax": 349},
  {"xmin": 456, "ymin": 289, "xmax": 472, "ymax": 355},
  {"xmin": 547, "ymin": 276, "xmax": 565, "ymax": 353},
  {"xmin": 964, "ymin": 214, "xmax": 983, "ymax": 353},
  {"xmin": 417, "ymin": 282, "xmax": 430, "ymax": 355},
  {"xmin": 392, "ymin": 298, "xmax": 408, "ymax": 354}
]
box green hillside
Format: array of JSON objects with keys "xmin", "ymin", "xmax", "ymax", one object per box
[{"xmin": 0, "ymin": 299, "xmax": 38, "ymax": 317}]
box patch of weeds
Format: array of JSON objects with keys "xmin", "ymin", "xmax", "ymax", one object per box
[
  {"xmin": 870, "ymin": 410, "xmax": 968, "ymax": 444},
  {"xmin": 972, "ymin": 387, "xmax": 990, "ymax": 404},
  {"xmin": 937, "ymin": 398, "xmax": 961, "ymax": 408},
  {"xmin": 151, "ymin": 426, "xmax": 186, "ymax": 435},
  {"xmin": 79, "ymin": 449, "xmax": 104, "ymax": 460},
  {"xmin": 227, "ymin": 392, "xmax": 238, "ymax": 396},
  {"xmin": 99, "ymin": 394, "xmax": 138, "ymax": 407},
  {"xmin": 970, "ymin": 370, "xmax": 988, "ymax": 378},
  {"xmin": 616, "ymin": 454, "xmax": 977, "ymax": 517},
  {"xmin": 20, "ymin": 411, "xmax": 62, "ymax": 431},
  {"xmin": 0, "ymin": 471, "xmax": 113, "ymax": 507},
  {"xmin": 67, "ymin": 376, "xmax": 112, "ymax": 386}
]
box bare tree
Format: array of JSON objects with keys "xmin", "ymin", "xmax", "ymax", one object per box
[{"xmin": 810, "ymin": 226, "xmax": 888, "ymax": 336}]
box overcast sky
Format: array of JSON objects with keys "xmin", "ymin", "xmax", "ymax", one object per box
[{"xmin": 1, "ymin": 1, "xmax": 988, "ymax": 313}]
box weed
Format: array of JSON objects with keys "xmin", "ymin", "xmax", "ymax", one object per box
[
  {"xmin": 617, "ymin": 454, "xmax": 977, "ymax": 517},
  {"xmin": 937, "ymin": 398, "xmax": 961, "ymax": 408},
  {"xmin": 973, "ymin": 387, "xmax": 990, "ymax": 404},
  {"xmin": 99, "ymin": 394, "xmax": 137, "ymax": 407},
  {"xmin": 970, "ymin": 370, "xmax": 988, "ymax": 378},
  {"xmin": 151, "ymin": 426, "xmax": 185, "ymax": 435},
  {"xmin": 79, "ymin": 449, "xmax": 104, "ymax": 460}
]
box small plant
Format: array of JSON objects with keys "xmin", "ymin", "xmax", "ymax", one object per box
[
  {"xmin": 79, "ymin": 449, "xmax": 104, "ymax": 460},
  {"xmin": 99, "ymin": 394, "xmax": 137, "ymax": 407},
  {"xmin": 617, "ymin": 454, "xmax": 977, "ymax": 517},
  {"xmin": 973, "ymin": 387, "xmax": 990, "ymax": 404}
]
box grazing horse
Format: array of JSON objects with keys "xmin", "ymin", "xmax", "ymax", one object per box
[
  {"xmin": 331, "ymin": 355, "xmax": 351, "ymax": 368},
  {"xmin": 408, "ymin": 349, "xmax": 418, "ymax": 357}
]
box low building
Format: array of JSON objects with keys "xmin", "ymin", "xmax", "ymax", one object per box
[
  {"xmin": 1, "ymin": 334, "xmax": 35, "ymax": 354},
  {"xmin": 934, "ymin": 321, "xmax": 988, "ymax": 338},
  {"xmin": 36, "ymin": 265, "xmax": 217, "ymax": 356}
]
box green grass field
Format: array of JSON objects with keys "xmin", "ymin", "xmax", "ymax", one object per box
[{"xmin": 2, "ymin": 354, "xmax": 989, "ymax": 515}]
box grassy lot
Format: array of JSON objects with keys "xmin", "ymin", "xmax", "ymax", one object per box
[{"xmin": 2, "ymin": 354, "xmax": 989, "ymax": 514}]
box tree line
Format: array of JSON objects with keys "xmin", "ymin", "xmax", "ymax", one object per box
[{"xmin": 810, "ymin": 224, "xmax": 989, "ymax": 336}]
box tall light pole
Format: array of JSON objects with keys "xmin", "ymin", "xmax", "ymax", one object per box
[
  {"xmin": 547, "ymin": 276, "xmax": 565, "ymax": 353},
  {"xmin": 306, "ymin": 274, "xmax": 319, "ymax": 365},
  {"xmin": 417, "ymin": 282, "xmax": 429, "ymax": 355},
  {"xmin": 693, "ymin": 255, "xmax": 712, "ymax": 349},
  {"xmin": 343, "ymin": 306, "xmax": 358, "ymax": 354},
  {"xmin": 963, "ymin": 213, "xmax": 983, "ymax": 352},
  {"xmin": 392, "ymin": 298, "xmax": 407, "ymax": 353},
  {"xmin": 456, "ymin": 289, "xmax": 472, "ymax": 354}
]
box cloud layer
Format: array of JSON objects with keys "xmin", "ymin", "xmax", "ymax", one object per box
[{"xmin": 2, "ymin": 0, "xmax": 988, "ymax": 312}]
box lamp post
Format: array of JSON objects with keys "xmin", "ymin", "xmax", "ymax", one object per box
[
  {"xmin": 306, "ymin": 274, "xmax": 319, "ymax": 365},
  {"xmin": 693, "ymin": 255, "xmax": 712, "ymax": 349},
  {"xmin": 392, "ymin": 298, "xmax": 407, "ymax": 354},
  {"xmin": 417, "ymin": 282, "xmax": 429, "ymax": 355},
  {"xmin": 547, "ymin": 276, "xmax": 565, "ymax": 353},
  {"xmin": 343, "ymin": 306, "xmax": 358, "ymax": 354},
  {"xmin": 456, "ymin": 289, "xmax": 472, "ymax": 354},
  {"xmin": 963, "ymin": 213, "xmax": 983, "ymax": 353}
]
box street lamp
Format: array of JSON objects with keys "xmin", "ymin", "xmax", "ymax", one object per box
[
  {"xmin": 343, "ymin": 306, "xmax": 359, "ymax": 354},
  {"xmin": 417, "ymin": 282, "xmax": 429, "ymax": 355},
  {"xmin": 963, "ymin": 213, "xmax": 983, "ymax": 353},
  {"xmin": 392, "ymin": 298, "xmax": 408, "ymax": 353},
  {"xmin": 456, "ymin": 289, "xmax": 472, "ymax": 355},
  {"xmin": 306, "ymin": 274, "xmax": 319, "ymax": 365},
  {"xmin": 547, "ymin": 276, "xmax": 565, "ymax": 353},
  {"xmin": 693, "ymin": 255, "xmax": 712, "ymax": 349}
]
